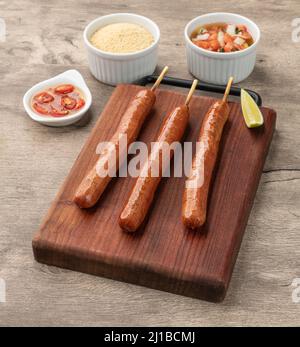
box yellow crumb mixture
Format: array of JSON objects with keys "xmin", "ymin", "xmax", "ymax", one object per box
[{"xmin": 90, "ymin": 22, "xmax": 154, "ymax": 53}]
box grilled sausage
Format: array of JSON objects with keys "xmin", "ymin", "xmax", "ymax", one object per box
[
  {"xmin": 182, "ymin": 100, "xmax": 230, "ymax": 229},
  {"xmin": 119, "ymin": 104, "xmax": 190, "ymax": 232},
  {"xmin": 74, "ymin": 89, "xmax": 156, "ymax": 208}
]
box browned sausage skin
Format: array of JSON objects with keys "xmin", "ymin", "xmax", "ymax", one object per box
[
  {"xmin": 74, "ymin": 89, "xmax": 156, "ymax": 208},
  {"xmin": 119, "ymin": 104, "xmax": 190, "ymax": 232},
  {"xmin": 182, "ymin": 100, "xmax": 230, "ymax": 230}
]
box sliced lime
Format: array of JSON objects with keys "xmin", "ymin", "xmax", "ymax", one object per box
[{"xmin": 241, "ymin": 89, "xmax": 264, "ymax": 128}]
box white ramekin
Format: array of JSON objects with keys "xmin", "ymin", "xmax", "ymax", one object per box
[
  {"xmin": 184, "ymin": 13, "xmax": 261, "ymax": 85},
  {"xmin": 83, "ymin": 13, "xmax": 160, "ymax": 85}
]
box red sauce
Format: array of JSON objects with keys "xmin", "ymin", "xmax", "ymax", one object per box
[{"xmin": 31, "ymin": 84, "xmax": 85, "ymax": 117}]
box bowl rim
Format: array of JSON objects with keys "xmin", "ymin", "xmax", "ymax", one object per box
[
  {"xmin": 184, "ymin": 12, "xmax": 261, "ymax": 58},
  {"xmin": 83, "ymin": 13, "xmax": 160, "ymax": 59}
]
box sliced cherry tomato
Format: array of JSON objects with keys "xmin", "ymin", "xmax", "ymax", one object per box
[
  {"xmin": 224, "ymin": 42, "xmax": 234, "ymax": 52},
  {"xmin": 50, "ymin": 106, "xmax": 69, "ymax": 117},
  {"xmin": 33, "ymin": 102, "xmax": 49, "ymax": 115},
  {"xmin": 54, "ymin": 84, "xmax": 74, "ymax": 94},
  {"xmin": 224, "ymin": 33, "xmax": 233, "ymax": 44},
  {"xmin": 34, "ymin": 92, "xmax": 54, "ymax": 103},
  {"xmin": 209, "ymin": 32, "xmax": 218, "ymax": 41},
  {"xmin": 61, "ymin": 95, "xmax": 76, "ymax": 110},
  {"xmin": 75, "ymin": 98, "xmax": 85, "ymax": 110},
  {"xmin": 209, "ymin": 39, "xmax": 220, "ymax": 51},
  {"xmin": 195, "ymin": 40, "xmax": 210, "ymax": 49}
]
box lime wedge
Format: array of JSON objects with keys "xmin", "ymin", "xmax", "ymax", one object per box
[{"xmin": 241, "ymin": 89, "xmax": 264, "ymax": 128}]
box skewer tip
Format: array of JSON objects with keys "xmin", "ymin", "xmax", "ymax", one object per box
[
  {"xmin": 185, "ymin": 79, "xmax": 198, "ymax": 106},
  {"xmin": 151, "ymin": 66, "xmax": 169, "ymax": 91},
  {"xmin": 222, "ymin": 76, "xmax": 234, "ymax": 103}
]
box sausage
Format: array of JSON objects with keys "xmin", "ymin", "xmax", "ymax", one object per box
[
  {"xmin": 119, "ymin": 104, "xmax": 190, "ymax": 232},
  {"xmin": 182, "ymin": 100, "xmax": 230, "ymax": 229},
  {"xmin": 74, "ymin": 89, "xmax": 156, "ymax": 208}
]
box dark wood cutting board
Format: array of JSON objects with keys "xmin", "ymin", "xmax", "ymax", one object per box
[{"xmin": 33, "ymin": 84, "xmax": 276, "ymax": 302}]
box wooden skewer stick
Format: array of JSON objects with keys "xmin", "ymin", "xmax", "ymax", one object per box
[
  {"xmin": 151, "ymin": 66, "xmax": 169, "ymax": 91},
  {"xmin": 222, "ymin": 76, "xmax": 234, "ymax": 103},
  {"xmin": 185, "ymin": 79, "xmax": 198, "ymax": 106}
]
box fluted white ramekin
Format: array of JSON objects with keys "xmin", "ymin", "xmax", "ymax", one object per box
[
  {"xmin": 184, "ymin": 13, "xmax": 260, "ymax": 85},
  {"xmin": 83, "ymin": 13, "xmax": 160, "ymax": 85}
]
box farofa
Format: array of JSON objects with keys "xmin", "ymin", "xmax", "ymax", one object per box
[{"xmin": 90, "ymin": 22, "xmax": 154, "ymax": 53}]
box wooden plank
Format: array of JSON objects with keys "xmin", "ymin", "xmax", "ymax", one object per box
[{"xmin": 32, "ymin": 84, "xmax": 276, "ymax": 302}]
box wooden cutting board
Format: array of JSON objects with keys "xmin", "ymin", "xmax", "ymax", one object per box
[{"xmin": 33, "ymin": 84, "xmax": 276, "ymax": 302}]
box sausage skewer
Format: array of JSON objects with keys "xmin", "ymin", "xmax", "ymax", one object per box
[
  {"xmin": 119, "ymin": 79, "xmax": 199, "ymax": 232},
  {"xmin": 182, "ymin": 77, "xmax": 233, "ymax": 230},
  {"xmin": 74, "ymin": 66, "xmax": 169, "ymax": 208}
]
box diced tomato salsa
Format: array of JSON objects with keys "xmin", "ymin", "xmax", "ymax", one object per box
[
  {"xmin": 31, "ymin": 84, "xmax": 85, "ymax": 117},
  {"xmin": 190, "ymin": 22, "xmax": 254, "ymax": 53}
]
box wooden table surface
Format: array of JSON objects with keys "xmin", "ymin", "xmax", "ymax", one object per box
[{"xmin": 1, "ymin": 0, "xmax": 300, "ymax": 327}]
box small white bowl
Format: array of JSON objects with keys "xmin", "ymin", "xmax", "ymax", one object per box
[
  {"xmin": 184, "ymin": 13, "xmax": 261, "ymax": 85},
  {"xmin": 83, "ymin": 13, "xmax": 160, "ymax": 85},
  {"xmin": 23, "ymin": 69, "xmax": 92, "ymax": 127}
]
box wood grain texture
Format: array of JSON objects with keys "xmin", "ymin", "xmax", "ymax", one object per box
[
  {"xmin": 1, "ymin": 0, "xmax": 300, "ymax": 326},
  {"xmin": 32, "ymin": 85, "xmax": 276, "ymax": 302}
]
